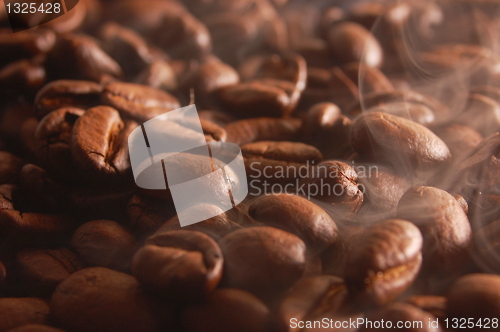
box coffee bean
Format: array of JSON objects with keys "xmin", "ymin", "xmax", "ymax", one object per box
[
  {"xmin": 198, "ymin": 109, "xmax": 235, "ymax": 128},
  {"xmin": 351, "ymin": 112, "xmax": 451, "ymax": 178},
  {"xmin": 0, "ymin": 298, "xmax": 49, "ymax": 332},
  {"xmin": 396, "ymin": 186, "xmax": 472, "ymax": 273},
  {"xmin": 0, "ymin": 29, "xmax": 55, "ymax": 68},
  {"xmin": 447, "ymin": 274, "xmax": 500, "ymax": 332},
  {"xmin": 403, "ymin": 295, "xmax": 447, "ymax": 321},
  {"xmin": 225, "ymin": 117, "xmax": 301, "ymax": 145},
  {"xmin": 0, "ymin": 60, "xmax": 46, "ymax": 97},
  {"xmin": 434, "ymin": 123, "xmax": 483, "ymax": 163},
  {"xmin": 132, "ymin": 230, "xmax": 223, "ymax": 301},
  {"xmin": 0, "ymin": 152, "xmax": 23, "ymax": 185},
  {"xmin": 341, "ymin": 62, "xmax": 394, "ymax": 94},
  {"xmin": 71, "ymin": 220, "xmax": 136, "ymax": 272},
  {"xmin": 180, "ymin": 289, "xmax": 272, "ymax": 332},
  {"xmin": 34, "ymin": 80, "xmax": 102, "ymax": 119},
  {"xmin": 454, "ymin": 194, "xmax": 469, "ymax": 215},
  {"xmin": 50, "ymin": 267, "xmax": 164, "ymax": 332},
  {"xmin": 456, "ymin": 93, "xmax": 500, "ymax": 136},
  {"xmin": 220, "ymin": 226, "xmax": 306, "ymax": 301},
  {"xmin": 101, "ymin": 82, "xmax": 180, "ymax": 122},
  {"xmin": 127, "ymin": 194, "xmax": 177, "ymax": 235},
  {"xmin": 134, "ymin": 59, "xmax": 178, "ymax": 92},
  {"xmin": 365, "ymin": 102, "xmax": 436, "ymax": 126},
  {"xmin": 345, "ymin": 219, "xmax": 423, "ymax": 307},
  {"xmin": 248, "ymin": 194, "xmax": 337, "ymax": 253}
]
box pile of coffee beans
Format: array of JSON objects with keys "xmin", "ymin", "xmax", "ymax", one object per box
[{"xmin": 1, "ymin": 0, "xmax": 500, "ymax": 331}]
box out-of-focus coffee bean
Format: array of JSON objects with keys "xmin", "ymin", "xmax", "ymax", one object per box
[
  {"xmin": 359, "ymin": 302, "xmax": 441, "ymax": 332},
  {"xmin": 0, "ymin": 103, "xmax": 35, "ymax": 141},
  {"xmin": 242, "ymin": 141, "xmax": 322, "ymax": 185},
  {"xmin": 180, "ymin": 288, "xmax": 272, "ymax": 332},
  {"xmin": 20, "ymin": 117, "xmax": 38, "ymax": 157},
  {"xmin": 34, "ymin": 80, "xmax": 102, "ymax": 119},
  {"xmin": 34, "ymin": 107, "xmax": 84, "ymax": 180},
  {"xmin": 15, "ymin": 248, "xmax": 83, "ymax": 297},
  {"xmin": 99, "ymin": 22, "xmax": 155, "ymax": 79},
  {"xmin": 447, "ymin": 274, "xmax": 500, "ymax": 332},
  {"xmin": 198, "ymin": 109, "xmax": 235, "ymax": 127},
  {"xmin": 71, "ymin": 219, "xmax": 136, "ymax": 272},
  {"xmin": 0, "ymin": 29, "xmax": 55, "ymax": 68},
  {"xmin": 365, "ymin": 102, "xmax": 436, "ymax": 126},
  {"xmin": 342, "ymin": 62, "xmax": 394, "ymax": 94},
  {"xmin": 351, "ymin": 112, "xmax": 451, "ymax": 178},
  {"xmin": 7, "ymin": 325, "xmax": 65, "ymax": 332},
  {"xmin": 473, "ymin": 219, "xmax": 500, "ymax": 273},
  {"xmin": 220, "ymin": 226, "xmax": 306, "ymax": 301},
  {"xmin": 471, "ymin": 85, "xmax": 500, "ymax": 104},
  {"xmin": 248, "ymin": 194, "xmax": 337, "ymax": 253},
  {"xmin": 225, "ymin": 117, "xmax": 301, "ymax": 145},
  {"xmin": 345, "ymin": 219, "xmax": 423, "ymax": 307},
  {"xmin": 347, "ymin": 2, "xmax": 386, "ymax": 30},
  {"xmin": 0, "ymin": 60, "xmax": 45, "ymax": 96},
  {"xmin": 70, "ymin": 106, "xmax": 134, "ymax": 182},
  {"xmin": 51, "ymin": 267, "xmax": 164, "ymax": 332},
  {"xmin": 456, "ymin": 93, "xmax": 500, "ymax": 136},
  {"xmin": 325, "ymin": 22, "xmax": 383, "ymax": 68},
  {"xmin": 403, "ymin": 295, "xmax": 447, "ymax": 321},
  {"xmin": 69, "ymin": 187, "xmax": 135, "ymax": 221},
  {"xmin": 135, "ymin": 59, "xmax": 178, "ymax": 92},
  {"xmin": 0, "ymin": 298, "xmax": 49, "ymax": 332},
  {"xmin": 293, "ymin": 39, "xmax": 335, "ymax": 68},
  {"xmin": 300, "ymin": 161, "xmax": 364, "ymax": 219},
  {"xmin": 0, "ymin": 152, "xmax": 23, "ymax": 185},
  {"xmin": 132, "ymin": 230, "xmax": 223, "ymax": 301},
  {"xmin": 46, "ymin": 33, "xmax": 123, "ymax": 82},
  {"xmin": 397, "ymin": 186, "xmax": 472, "ymax": 273},
  {"xmin": 434, "ymin": 123, "xmax": 483, "ymax": 163},
  {"xmin": 101, "ymin": 82, "xmax": 180, "ymax": 122},
  {"xmin": 41, "ymin": 0, "xmax": 88, "ymax": 33}
]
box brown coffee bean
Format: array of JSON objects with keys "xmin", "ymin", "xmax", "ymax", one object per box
[
  {"xmin": 132, "ymin": 230, "xmax": 223, "ymax": 301},
  {"xmin": 325, "ymin": 22, "xmax": 383, "ymax": 68},
  {"xmin": 396, "ymin": 186, "xmax": 472, "ymax": 273},
  {"xmin": 345, "ymin": 219, "xmax": 423, "ymax": 307},
  {"xmin": 0, "ymin": 103, "xmax": 35, "ymax": 142},
  {"xmin": 34, "ymin": 80, "xmax": 102, "ymax": 119},
  {"xmin": 359, "ymin": 302, "xmax": 441, "ymax": 332},
  {"xmin": 99, "ymin": 22, "xmax": 155, "ymax": 79},
  {"xmin": 242, "ymin": 141, "xmax": 323, "ymax": 185},
  {"xmin": 300, "ymin": 161, "xmax": 364, "ymax": 219},
  {"xmin": 454, "ymin": 194, "xmax": 469, "ymax": 215},
  {"xmin": 101, "ymin": 82, "xmax": 180, "ymax": 122},
  {"xmin": 248, "ymin": 194, "xmax": 337, "ymax": 253},
  {"xmin": 15, "ymin": 248, "xmax": 83, "ymax": 297},
  {"xmin": 50, "ymin": 267, "xmax": 163, "ymax": 332},
  {"xmin": 456, "ymin": 93, "xmax": 500, "ymax": 136},
  {"xmin": 434, "ymin": 123, "xmax": 483, "ymax": 163},
  {"xmin": 365, "ymin": 102, "xmax": 436, "ymax": 126},
  {"xmin": 70, "ymin": 106, "xmax": 134, "ymax": 182},
  {"xmin": 225, "ymin": 117, "xmax": 302, "ymax": 146},
  {"xmin": 220, "ymin": 226, "xmax": 306, "ymax": 301},
  {"xmin": 180, "ymin": 289, "xmax": 272, "ymax": 332},
  {"xmin": 351, "ymin": 112, "xmax": 451, "ymax": 178},
  {"xmin": 46, "ymin": 33, "xmax": 123, "ymax": 82},
  {"xmin": 341, "ymin": 62, "xmax": 394, "ymax": 94},
  {"xmin": 0, "ymin": 29, "xmax": 55, "ymax": 67},
  {"xmin": 135, "ymin": 59, "xmax": 178, "ymax": 92},
  {"xmin": 127, "ymin": 194, "xmax": 177, "ymax": 235},
  {"xmin": 447, "ymin": 274, "xmax": 500, "ymax": 332},
  {"xmin": 71, "ymin": 220, "xmax": 136, "ymax": 272},
  {"xmin": 0, "ymin": 152, "xmax": 23, "ymax": 185},
  {"xmin": 0, "ymin": 298, "xmax": 49, "ymax": 332},
  {"xmin": 7, "ymin": 325, "xmax": 66, "ymax": 332},
  {"xmin": 0, "ymin": 60, "xmax": 45, "ymax": 96},
  {"xmin": 403, "ymin": 295, "xmax": 447, "ymax": 321}
]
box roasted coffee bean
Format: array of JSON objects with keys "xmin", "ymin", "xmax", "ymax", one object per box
[
  {"xmin": 7, "ymin": 325, "xmax": 65, "ymax": 332},
  {"xmin": 447, "ymin": 274, "xmax": 500, "ymax": 332},
  {"xmin": 15, "ymin": 248, "xmax": 83, "ymax": 297},
  {"xmin": 396, "ymin": 186, "xmax": 472, "ymax": 273},
  {"xmin": 345, "ymin": 219, "xmax": 423, "ymax": 307},
  {"xmin": 434, "ymin": 123, "xmax": 483, "ymax": 163},
  {"xmin": 351, "ymin": 112, "xmax": 451, "ymax": 178},
  {"xmin": 70, "ymin": 106, "xmax": 134, "ymax": 182},
  {"xmin": 454, "ymin": 194, "xmax": 469, "ymax": 215},
  {"xmin": 99, "ymin": 22, "xmax": 155, "ymax": 79},
  {"xmin": 456, "ymin": 93, "xmax": 500, "ymax": 136},
  {"xmin": 69, "ymin": 187, "xmax": 135, "ymax": 221},
  {"xmin": 300, "ymin": 161, "xmax": 364, "ymax": 219},
  {"xmin": 0, "ymin": 60, "xmax": 46, "ymax": 96},
  {"xmin": 46, "ymin": 33, "xmax": 123, "ymax": 82},
  {"xmin": 101, "ymin": 82, "xmax": 180, "ymax": 122},
  {"xmin": 242, "ymin": 141, "xmax": 322, "ymax": 185},
  {"xmin": 0, "ymin": 298, "xmax": 49, "ymax": 332},
  {"xmin": 225, "ymin": 117, "xmax": 301, "ymax": 146},
  {"xmin": 135, "ymin": 59, "xmax": 178, "ymax": 92},
  {"xmin": 0, "ymin": 103, "xmax": 35, "ymax": 142},
  {"xmin": 359, "ymin": 302, "xmax": 441, "ymax": 332},
  {"xmin": 403, "ymin": 295, "xmax": 447, "ymax": 321},
  {"xmin": 0, "ymin": 29, "xmax": 55, "ymax": 68},
  {"xmin": 132, "ymin": 230, "xmax": 223, "ymax": 301},
  {"xmin": 127, "ymin": 194, "xmax": 177, "ymax": 235},
  {"xmin": 40, "ymin": 0, "xmax": 88, "ymax": 33},
  {"xmin": 180, "ymin": 289, "xmax": 272, "ymax": 332},
  {"xmin": 0, "ymin": 152, "xmax": 23, "ymax": 185},
  {"xmin": 325, "ymin": 22, "xmax": 383, "ymax": 68},
  {"xmin": 341, "ymin": 62, "xmax": 394, "ymax": 94},
  {"xmin": 220, "ymin": 226, "xmax": 306, "ymax": 301},
  {"xmin": 34, "ymin": 80, "xmax": 102, "ymax": 119},
  {"xmin": 198, "ymin": 109, "xmax": 235, "ymax": 128},
  {"xmin": 50, "ymin": 267, "xmax": 163, "ymax": 332},
  {"xmin": 71, "ymin": 220, "xmax": 136, "ymax": 272},
  {"xmin": 365, "ymin": 102, "xmax": 436, "ymax": 126},
  {"xmin": 248, "ymin": 194, "xmax": 337, "ymax": 253}
]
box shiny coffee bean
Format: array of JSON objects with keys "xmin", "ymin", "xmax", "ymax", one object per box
[
  {"xmin": 71, "ymin": 220, "xmax": 136, "ymax": 272},
  {"xmin": 132, "ymin": 230, "xmax": 223, "ymax": 301},
  {"xmin": 50, "ymin": 267, "xmax": 163, "ymax": 332},
  {"xmin": 135, "ymin": 59, "xmax": 178, "ymax": 92},
  {"xmin": 0, "ymin": 298, "xmax": 49, "ymax": 332},
  {"xmin": 396, "ymin": 186, "xmax": 472, "ymax": 273},
  {"xmin": 225, "ymin": 117, "xmax": 301, "ymax": 145},
  {"xmin": 220, "ymin": 226, "xmax": 306, "ymax": 301},
  {"xmin": 101, "ymin": 82, "xmax": 180, "ymax": 122},
  {"xmin": 126, "ymin": 194, "xmax": 177, "ymax": 235},
  {"xmin": 365, "ymin": 102, "xmax": 436, "ymax": 126},
  {"xmin": 341, "ymin": 62, "xmax": 394, "ymax": 94},
  {"xmin": 434, "ymin": 123, "xmax": 483, "ymax": 163},
  {"xmin": 34, "ymin": 80, "xmax": 102, "ymax": 119},
  {"xmin": 0, "ymin": 29, "xmax": 55, "ymax": 67},
  {"xmin": 0, "ymin": 59, "xmax": 46, "ymax": 97},
  {"xmin": 248, "ymin": 194, "xmax": 337, "ymax": 253},
  {"xmin": 345, "ymin": 219, "xmax": 423, "ymax": 307}
]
